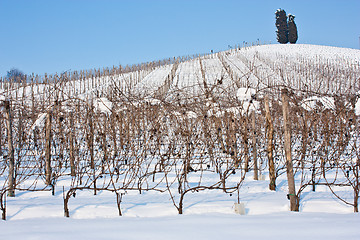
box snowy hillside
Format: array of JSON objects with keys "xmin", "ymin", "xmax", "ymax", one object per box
[
  {"xmin": 131, "ymin": 44, "xmax": 360, "ymax": 99},
  {"xmin": 0, "ymin": 44, "xmax": 359, "ymax": 240},
  {"xmin": 2, "ymin": 44, "xmax": 359, "ymax": 102}
]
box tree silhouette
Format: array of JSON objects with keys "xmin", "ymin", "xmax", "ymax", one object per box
[
  {"xmin": 288, "ymin": 14, "xmax": 298, "ymax": 44},
  {"xmin": 275, "ymin": 9, "xmax": 288, "ymax": 44}
]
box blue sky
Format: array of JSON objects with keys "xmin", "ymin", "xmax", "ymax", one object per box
[{"xmin": 1, "ymin": 0, "xmax": 359, "ymax": 77}]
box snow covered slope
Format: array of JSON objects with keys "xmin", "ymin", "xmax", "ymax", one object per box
[
  {"xmin": 129, "ymin": 44, "xmax": 360, "ymax": 101},
  {"xmin": 2, "ymin": 44, "xmax": 358, "ymax": 103}
]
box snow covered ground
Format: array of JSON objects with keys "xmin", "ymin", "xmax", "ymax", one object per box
[
  {"xmin": 1, "ymin": 173, "xmax": 359, "ymax": 240},
  {"xmin": 1, "ymin": 213, "xmax": 359, "ymax": 240}
]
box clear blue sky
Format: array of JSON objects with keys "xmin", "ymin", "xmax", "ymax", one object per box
[{"xmin": 1, "ymin": 0, "xmax": 359, "ymax": 77}]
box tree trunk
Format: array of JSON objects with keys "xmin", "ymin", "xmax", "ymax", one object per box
[
  {"xmin": 64, "ymin": 189, "xmax": 71, "ymax": 217},
  {"xmin": 354, "ymin": 189, "xmax": 359, "ymax": 213},
  {"xmin": 178, "ymin": 193, "xmax": 184, "ymax": 214},
  {"xmin": 1, "ymin": 192, "xmax": 6, "ymax": 220},
  {"xmin": 264, "ymin": 95, "xmax": 276, "ymax": 190},
  {"xmin": 5, "ymin": 100, "xmax": 15, "ymax": 197},
  {"xmin": 116, "ymin": 192, "xmax": 123, "ymax": 216},
  {"xmin": 281, "ymin": 89, "xmax": 298, "ymax": 211}
]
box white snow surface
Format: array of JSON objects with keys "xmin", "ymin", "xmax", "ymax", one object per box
[
  {"xmin": 1, "ymin": 173, "xmax": 359, "ymax": 240},
  {"xmin": 29, "ymin": 112, "xmax": 47, "ymax": 131},
  {"xmin": 301, "ymin": 96, "xmax": 335, "ymax": 111},
  {"xmin": 1, "ymin": 213, "xmax": 359, "ymax": 240},
  {"xmin": 236, "ymin": 87, "xmax": 256, "ymax": 101},
  {"xmin": 355, "ymin": 93, "xmax": 360, "ymax": 116},
  {"xmin": 144, "ymin": 97, "xmax": 162, "ymax": 106},
  {"xmin": 94, "ymin": 97, "xmax": 113, "ymax": 114}
]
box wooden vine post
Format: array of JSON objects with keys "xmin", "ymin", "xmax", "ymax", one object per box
[
  {"xmin": 101, "ymin": 114, "xmax": 108, "ymax": 175},
  {"xmin": 89, "ymin": 109, "xmax": 95, "ymax": 170},
  {"xmin": 252, "ymin": 111, "xmax": 258, "ymax": 180},
  {"xmin": 69, "ymin": 114, "xmax": 76, "ymax": 176},
  {"xmin": 87, "ymin": 105, "xmax": 96, "ymax": 195},
  {"xmin": 45, "ymin": 108, "xmax": 52, "ymax": 185},
  {"xmin": 4, "ymin": 100, "xmax": 15, "ymax": 197},
  {"xmin": 281, "ymin": 89, "xmax": 299, "ymax": 211},
  {"xmin": 355, "ymin": 115, "xmax": 359, "ymax": 213},
  {"xmin": 243, "ymin": 116, "xmax": 249, "ymax": 172},
  {"xmin": 264, "ymin": 95, "xmax": 276, "ymax": 190},
  {"xmin": 229, "ymin": 114, "xmax": 238, "ymax": 167}
]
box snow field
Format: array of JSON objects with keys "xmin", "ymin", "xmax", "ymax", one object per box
[
  {"xmin": 3, "ymin": 172, "xmax": 355, "ymax": 220},
  {"xmin": 1, "ymin": 172, "xmax": 359, "ymax": 240},
  {"xmin": 1, "ymin": 213, "xmax": 359, "ymax": 240}
]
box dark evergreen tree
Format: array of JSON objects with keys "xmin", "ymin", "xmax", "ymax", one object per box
[
  {"xmin": 275, "ymin": 9, "xmax": 288, "ymax": 44},
  {"xmin": 288, "ymin": 14, "xmax": 298, "ymax": 44}
]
